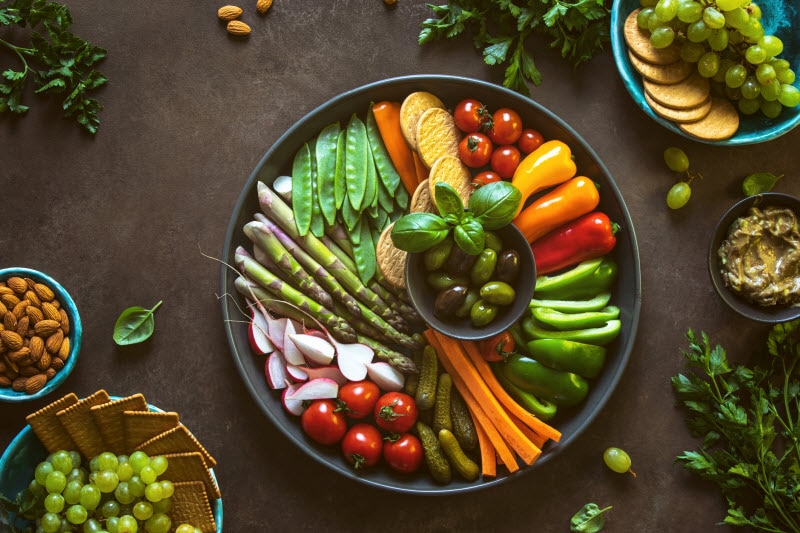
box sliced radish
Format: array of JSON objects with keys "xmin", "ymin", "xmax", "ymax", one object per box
[
  {"xmin": 281, "ymin": 384, "xmax": 305, "ymax": 416},
  {"xmin": 265, "ymin": 352, "xmax": 290, "ymax": 390},
  {"xmin": 272, "ymin": 175, "xmax": 293, "ymax": 201},
  {"xmin": 304, "ymin": 365, "xmax": 348, "ymax": 385},
  {"xmin": 283, "ymin": 378, "xmax": 339, "ymax": 402},
  {"xmin": 335, "ymin": 342, "xmax": 374, "ymax": 382},
  {"xmin": 248, "ymin": 306, "xmax": 275, "ymax": 355},
  {"xmin": 285, "ymin": 364, "xmax": 309, "ymax": 382},
  {"xmin": 365, "ymin": 362, "xmax": 405, "ymax": 391},
  {"xmin": 289, "ymin": 333, "xmax": 335, "ymax": 366},
  {"xmin": 282, "ymin": 321, "xmax": 306, "ymax": 366}
]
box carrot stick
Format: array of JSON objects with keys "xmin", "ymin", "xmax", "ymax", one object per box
[
  {"xmin": 461, "ymin": 341, "xmax": 562, "ymax": 443},
  {"xmin": 505, "ymin": 410, "xmax": 547, "ymax": 450},
  {"xmin": 371, "ymin": 101, "xmax": 419, "ymax": 194},
  {"xmin": 412, "ymin": 151, "xmax": 429, "ymax": 183},
  {"xmin": 473, "ymin": 420, "xmax": 497, "ymax": 478}
]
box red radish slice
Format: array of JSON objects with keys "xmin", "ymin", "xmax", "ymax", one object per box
[
  {"xmin": 335, "ymin": 342, "xmax": 374, "ymax": 382},
  {"xmin": 289, "ymin": 333, "xmax": 335, "ymax": 366},
  {"xmin": 281, "ymin": 384, "xmax": 305, "ymax": 416},
  {"xmin": 249, "ymin": 306, "xmax": 275, "ymax": 355},
  {"xmin": 365, "ymin": 362, "xmax": 405, "ymax": 391},
  {"xmin": 282, "ymin": 321, "xmax": 306, "ymax": 366},
  {"xmin": 265, "ymin": 352, "xmax": 290, "ymax": 390},
  {"xmin": 285, "ymin": 364, "xmax": 309, "ymax": 382},
  {"xmin": 304, "ymin": 365, "xmax": 348, "ymax": 385},
  {"xmin": 283, "ymin": 377, "xmax": 339, "ymax": 401}
]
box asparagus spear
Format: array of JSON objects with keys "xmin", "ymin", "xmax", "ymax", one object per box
[
  {"xmin": 355, "ymin": 335, "xmax": 418, "ymax": 374},
  {"xmin": 243, "ymin": 221, "xmax": 334, "ymax": 310}
]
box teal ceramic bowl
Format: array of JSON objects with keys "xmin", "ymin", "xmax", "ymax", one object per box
[
  {"xmin": 0, "ymin": 400, "xmax": 224, "ymax": 531},
  {"xmin": 0, "ymin": 268, "xmax": 82, "ymax": 402},
  {"xmin": 611, "ymin": 0, "xmax": 800, "ymax": 145}
]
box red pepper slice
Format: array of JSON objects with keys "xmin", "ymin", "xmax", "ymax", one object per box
[{"xmin": 531, "ymin": 211, "xmax": 618, "ymax": 275}]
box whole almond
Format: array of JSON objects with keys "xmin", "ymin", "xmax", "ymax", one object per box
[
  {"xmin": 24, "ymin": 374, "xmax": 46, "ymax": 394},
  {"xmin": 6, "ymin": 277, "xmax": 28, "ymax": 295},
  {"xmin": 226, "ymin": 20, "xmax": 251, "ymax": 35},
  {"xmin": 41, "ymin": 301, "xmax": 61, "ymax": 322},
  {"xmin": 33, "ymin": 283, "xmax": 55, "ymax": 302},
  {"xmin": 58, "ymin": 337, "xmax": 71, "ymax": 360},
  {"xmin": 59, "ymin": 308, "xmax": 70, "ymax": 334},
  {"xmin": 24, "ymin": 290, "xmax": 41, "ymax": 308},
  {"xmin": 0, "ymin": 375, "xmax": 11, "ymax": 387},
  {"xmin": 15, "ymin": 316, "xmax": 29, "ymax": 337},
  {"xmin": 34, "ymin": 319, "xmax": 61, "ymax": 337},
  {"xmin": 36, "ymin": 351, "xmax": 51, "ymax": 371},
  {"xmin": 45, "ymin": 367, "xmax": 56, "ymax": 380},
  {"xmin": 7, "ymin": 346, "xmax": 30, "ymax": 364},
  {"xmin": 12, "ymin": 376, "xmax": 26, "ymax": 392},
  {"xmin": 26, "ymin": 305, "xmax": 43, "ymax": 325},
  {"xmin": 29, "ymin": 336, "xmax": 45, "ymax": 362},
  {"xmin": 0, "ymin": 293, "xmax": 20, "ymax": 309},
  {"xmin": 51, "ymin": 357, "xmax": 65, "ymax": 371},
  {"xmin": 12, "ymin": 300, "xmax": 29, "ymax": 319},
  {"xmin": 45, "ymin": 329, "xmax": 64, "ymax": 354},
  {"xmin": 3, "ymin": 311, "xmax": 16, "ymax": 331},
  {"xmin": 218, "ymin": 5, "xmax": 243, "ymax": 21},
  {"xmin": 256, "ymin": 0, "xmax": 272, "ymax": 14},
  {"xmin": 0, "ymin": 301, "xmax": 7, "ymax": 316},
  {"xmin": 21, "ymin": 365, "xmax": 39, "ymax": 377},
  {"xmin": 1, "ymin": 330, "xmax": 24, "ymax": 351}
]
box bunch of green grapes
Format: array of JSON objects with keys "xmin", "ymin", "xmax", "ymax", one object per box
[
  {"xmin": 636, "ymin": 0, "xmax": 800, "ymax": 118},
  {"xmin": 23, "ymin": 449, "xmax": 200, "ymax": 533}
]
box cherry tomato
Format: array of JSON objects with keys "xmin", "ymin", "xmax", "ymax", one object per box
[
  {"xmin": 457, "ymin": 133, "xmax": 493, "ymax": 169},
  {"xmin": 374, "ymin": 392, "xmax": 418, "ymax": 433},
  {"xmin": 337, "ymin": 380, "xmax": 380, "ymax": 419},
  {"xmin": 490, "ymin": 145, "xmax": 521, "ymax": 179},
  {"xmin": 341, "ymin": 423, "xmax": 383, "ymax": 469},
  {"xmin": 383, "ymin": 433, "xmax": 424, "ymax": 474},
  {"xmin": 518, "ymin": 128, "xmax": 544, "ymax": 154},
  {"xmin": 453, "ymin": 98, "xmax": 491, "ymax": 133},
  {"xmin": 472, "ymin": 170, "xmax": 503, "ymax": 189},
  {"xmin": 479, "ymin": 331, "xmax": 516, "ymax": 362},
  {"xmin": 300, "ymin": 399, "xmax": 347, "ymax": 446},
  {"xmin": 488, "ymin": 108, "xmax": 522, "ymax": 145}
]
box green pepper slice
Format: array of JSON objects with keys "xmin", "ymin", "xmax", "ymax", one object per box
[
  {"xmin": 522, "ymin": 317, "xmax": 622, "ymax": 346},
  {"xmin": 502, "ymin": 353, "xmax": 589, "ymax": 407},
  {"xmin": 529, "ymin": 291, "xmax": 612, "ymax": 313},
  {"xmin": 526, "ymin": 338, "xmax": 607, "ymax": 379},
  {"xmin": 534, "ymin": 257, "xmax": 617, "ymax": 300},
  {"xmin": 531, "ymin": 306, "xmax": 620, "ymax": 331},
  {"xmin": 492, "ymin": 364, "xmax": 558, "ymax": 420}
]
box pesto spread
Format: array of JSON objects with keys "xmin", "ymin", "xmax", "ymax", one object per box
[{"xmin": 718, "ymin": 205, "xmax": 800, "ymax": 307}]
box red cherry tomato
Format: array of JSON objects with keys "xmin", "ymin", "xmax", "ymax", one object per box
[
  {"xmin": 301, "ymin": 399, "xmax": 348, "ymax": 446},
  {"xmin": 457, "ymin": 133, "xmax": 493, "ymax": 169},
  {"xmin": 472, "ymin": 170, "xmax": 503, "ymax": 189},
  {"xmin": 374, "ymin": 392, "xmax": 418, "ymax": 433},
  {"xmin": 341, "ymin": 423, "xmax": 383, "ymax": 469},
  {"xmin": 383, "ymin": 433, "xmax": 424, "ymax": 474},
  {"xmin": 338, "ymin": 380, "xmax": 380, "ymax": 419},
  {"xmin": 478, "ymin": 331, "xmax": 516, "ymax": 362},
  {"xmin": 453, "ymin": 98, "xmax": 491, "ymax": 133},
  {"xmin": 488, "ymin": 108, "xmax": 522, "ymax": 145},
  {"xmin": 490, "ymin": 145, "xmax": 521, "ymax": 179},
  {"xmin": 518, "ymin": 128, "xmax": 545, "ymax": 154}
]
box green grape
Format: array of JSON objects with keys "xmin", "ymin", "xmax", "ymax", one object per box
[
  {"xmin": 83, "ymin": 518, "xmax": 103, "ymax": 533},
  {"xmin": 666, "ymin": 182, "xmax": 692, "ymax": 209},
  {"xmin": 175, "ymin": 526, "xmax": 197, "ymax": 533},
  {"xmin": 88, "ymin": 456, "xmax": 100, "ymax": 473},
  {"xmin": 697, "ymin": 51, "xmax": 720, "ymax": 78},
  {"xmin": 151, "ymin": 497, "xmax": 171, "ymax": 515},
  {"xmin": 143, "ymin": 513, "xmax": 171, "ymax": 533},
  {"xmin": 679, "ymin": 41, "xmax": 706, "ymax": 63},
  {"xmin": 51, "ymin": 451, "xmax": 74, "ymax": 474},
  {"xmin": 676, "ymin": 0, "xmax": 702, "ymax": 22},
  {"xmin": 129, "ymin": 451, "xmax": 150, "ymax": 475},
  {"xmin": 760, "ymin": 80, "xmax": 781, "ymax": 101},
  {"xmin": 647, "ymin": 13, "xmax": 667, "ymax": 32},
  {"xmin": 707, "ymin": 28, "xmax": 729, "ymax": 51},
  {"xmin": 741, "ymin": 17, "xmax": 764, "ymax": 39},
  {"xmin": 702, "ymin": 6, "xmax": 725, "ymax": 28},
  {"xmin": 686, "ymin": 19, "xmax": 712, "ymax": 42},
  {"xmin": 745, "ymin": 45, "xmax": 767, "ymax": 65},
  {"xmin": 641, "ymin": 0, "xmax": 658, "ymax": 6},
  {"xmin": 778, "ymin": 84, "xmax": 800, "ymax": 107},
  {"xmin": 117, "ymin": 461, "xmax": 133, "ymax": 482},
  {"xmin": 723, "ymin": 84, "xmax": 741, "ymax": 101},
  {"xmin": 79, "ymin": 483, "xmax": 102, "ymax": 510},
  {"xmin": 66, "ymin": 467, "xmax": 87, "ymax": 484},
  {"xmin": 655, "ymin": 0, "xmax": 679, "ymax": 21},
  {"xmin": 150, "ymin": 456, "xmax": 167, "ymax": 477},
  {"xmin": 724, "ymin": 7, "xmax": 749, "ymax": 29},
  {"xmin": 725, "ymin": 64, "xmax": 747, "ymax": 88},
  {"xmin": 650, "ymin": 26, "xmax": 676, "ymax": 48},
  {"xmin": 133, "ymin": 501, "xmax": 154, "ymax": 521},
  {"xmin": 776, "ymin": 67, "xmax": 795, "ymax": 85},
  {"xmin": 603, "ymin": 447, "xmax": 636, "ymax": 474},
  {"xmin": 129, "ymin": 476, "xmax": 146, "ymax": 498},
  {"xmin": 44, "ymin": 492, "xmax": 65, "ymax": 514},
  {"xmin": 95, "ymin": 470, "xmax": 119, "ymax": 493},
  {"xmin": 738, "ymin": 96, "xmax": 762, "ymax": 114},
  {"xmin": 106, "ymin": 517, "xmax": 120, "ymax": 533},
  {"xmin": 41, "ymin": 512, "xmax": 62, "ymax": 533},
  {"xmin": 96, "ymin": 452, "xmax": 119, "ymax": 472},
  {"xmin": 760, "ymin": 99, "xmax": 782, "ymax": 118},
  {"xmin": 715, "ymin": 0, "xmax": 740, "ymax": 10},
  {"xmin": 755, "ymin": 63, "xmax": 776, "ymax": 85},
  {"xmin": 159, "ymin": 480, "xmax": 174, "ymax": 499},
  {"xmin": 758, "ymin": 35, "xmax": 783, "ymax": 57},
  {"xmin": 663, "ymin": 147, "xmax": 689, "ymax": 172},
  {"xmin": 45, "ymin": 470, "xmax": 67, "ymax": 494},
  {"xmin": 101, "ymin": 499, "xmax": 121, "ymax": 518},
  {"xmin": 66, "ymin": 504, "xmax": 88, "ymax": 525},
  {"xmin": 741, "ymin": 75, "xmax": 761, "ymax": 98},
  {"xmin": 714, "ymin": 59, "xmax": 735, "ymax": 84},
  {"xmin": 747, "ymin": 2, "xmax": 762, "ymax": 19},
  {"xmin": 637, "ymin": 7, "xmax": 655, "ymax": 28},
  {"xmin": 63, "ymin": 479, "xmax": 83, "ymax": 504},
  {"xmin": 35, "ymin": 461, "xmax": 55, "ymax": 486},
  {"xmin": 770, "ymin": 58, "xmax": 790, "ymax": 71},
  {"xmin": 728, "ymin": 29, "xmax": 745, "ymax": 45},
  {"xmin": 114, "ymin": 481, "xmax": 136, "ymax": 505},
  {"xmin": 117, "ymin": 515, "xmax": 138, "ymax": 533},
  {"xmin": 144, "ymin": 482, "xmax": 164, "ymax": 502},
  {"xmin": 69, "ymin": 451, "xmax": 82, "ymax": 469}
]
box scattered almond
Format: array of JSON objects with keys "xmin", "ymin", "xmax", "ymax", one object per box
[
  {"xmin": 217, "ymin": 5, "xmax": 243, "ymax": 21},
  {"xmin": 226, "ymin": 20, "xmax": 251, "ymax": 35},
  {"xmin": 256, "ymin": 0, "xmax": 273, "ymax": 14}
]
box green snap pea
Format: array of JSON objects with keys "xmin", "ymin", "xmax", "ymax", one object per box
[
  {"xmin": 334, "ymin": 129, "xmax": 347, "ymax": 209},
  {"xmin": 480, "ymin": 281, "xmax": 515, "ymax": 306},
  {"xmin": 345, "ymin": 113, "xmax": 368, "ymax": 211},
  {"xmin": 308, "ymin": 138, "xmax": 325, "ymax": 237},
  {"xmin": 366, "ymin": 102, "xmax": 402, "ymax": 195},
  {"xmin": 315, "ymin": 122, "xmax": 340, "ymax": 226},
  {"xmin": 291, "ymin": 141, "xmax": 313, "ymax": 236},
  {"xmin": 363, "ymin": 140, "xmax": 379, "ymax": 210},
  {"xmin": 531, "ymin": 306, "xmax": 620, "ymax": 331},
  {"xmin": 470, "ymin": 299, "xmax": 498, "ymax": 326},
  {"xmin": 470, "ymin": 248, "xmax": 497, "ymax": 285},
  {"xmin": 529, "ymin": 292, "xmax": 612, "ymax": 313},
  {"xmin": 522, "ymin": 317, "xmax": 622, "ymax": 346},
  {"xmin": 351, "ymin": 219, "xmax": 377, "ymax": 285}
]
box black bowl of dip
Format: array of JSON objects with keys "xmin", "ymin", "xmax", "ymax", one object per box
[{"xmin": 709, "ymin": 192, "xmax": 800, "ymax": 323}]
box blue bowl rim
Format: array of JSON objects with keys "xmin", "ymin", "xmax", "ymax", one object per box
[{"xmin": 0, "ymin": 267, "xmax": 82, "ymax": 403}]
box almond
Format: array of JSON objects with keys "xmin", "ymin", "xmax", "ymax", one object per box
[
  {"xmin": 21, "ymin": 365, "xmax": 39, "ymax": 377},
  {"xmin": 6, "ymin": 276, "xmax": 28, "ymax": 295},
  {"xmin": 3, "ymin": 311, "xmax": 16, "ymax": 332},
  {"xmin": 58, "ymin": 337, "xmax": 71, "ymax": 361},
  {"xmin": 59, "ymin": 308, "xmax": 70, "ymax": 334},
  {"xmin": 1, "ymin": 293, "xmax": 20, "ymax": 309},
  {"xmin": 0, "ymin": 375, "xmax": 11, "ymax": 387},
  {"xmin": 51, "ymin": 357, "xmax": 65, "ymax": 371},
  {"xmin": 34, "ymin": 319, "xmax": 61, "ymax": 337},
  {"xmin": 12, "ymin": 299, "xmax": 29, "ymax": 319},
  {"xmin": 45, "ymin": 367, "xmax": 56, "ymax": 380},
  {"xmin": 226, "ymin": 20, "xmax": 251, "ymax": 35},
  {"xmin": 7, "ymin": 346, "xmax": 30, "ymax": 364},
  {"xmin": 29, "ymin": 336, "xmax": 45, "ymax": 362},
  {"xmin": 217, "ymin": 5, "xmax": 243, "ymax": 21},
  {"xmin": 24, "ymin": 290, "xmax": 41, "ymax": 308},
  {"xmin": 45, "ymin": 329, "xmax": 64, "ymax": 354},
  {"xmin": 256, "ymin": 0, "xmax": 272, "ymax": 14},
  {"xmin": 15, "ymin": 316, "xmax": 29, "ymax": 337},
  {"xmin": 26, "ymin": 305, "xmax": 43, "ymax": 325},
  {"xmin": 25, "ymin": 373, "xmax": 47, "ymax": 394},
  {"xmin": 41, "ymin": 301, "xmax": 61, "ymax": 322},
  {"xmin": 33, "ymin": 282, "xmax": 55, "ymax": 302},
  {"xmin": 1, "ymin": 330, "xmax": 24, "ymax": 351},
  {"xmin": 36, "ymin": 351, "xmax": 51, "ymax": 371},
  {"xmin": 12, "ymin": 376, "xmax": 26, "ymax": 392}
]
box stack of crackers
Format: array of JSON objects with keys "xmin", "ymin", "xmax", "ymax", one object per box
[
  {"xmin": 25, "ymin": 389, "xmax": 219, "ymax": 532},
  {"xmin": 623, "ymin": 8, "xmax": 740, "ymax": 141}
]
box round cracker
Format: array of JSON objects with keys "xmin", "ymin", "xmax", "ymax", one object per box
[
  {"xmin": 678, "ymin": 97, "xmax": 740, "ymax": 141},
  {"xmin": 415, "ymin": 107, "xmax": 461, "ymax": 168},
  {"xmin": 628, "ymin": 50, "xmax": 693, "ymax": 84},
  {"xmin": 410, "ymin": 178, "xmax": 436, "ymax": 213},
  {"xmin": 645, "ymin": 91, "xmax": 712, "ymax": 123},
  {"xmin": 643, "ymin": 72, "xmax": 710, "ymax": 110},
  {"xmin": 376, "ymin": 223, "xmax": 407, "ymax": 289},
  {"xmin": 399, "ymin": 91, "xmax": 445, "ymax": 149},
  {"xmin": 427, "ymin": 155, "xmax": 473, "ymax": 207},
  {"xmin": 623, "ymin": 9, "xmax": 681, "ymax": 65}
]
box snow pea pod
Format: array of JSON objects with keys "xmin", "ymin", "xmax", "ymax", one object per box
[
  {"xmin": 366, "ymin": 102, "xmax": 402, "ymax": 195},
  {"xmin": 502, "ymin": 353, "xmax": 589, "ymax": 407},
  {"xmin": 531, "ymin": 305, "xmax": 620, "ymax": 330},
  {"xmin": 529, "ymin": 291, "xmax": 611, "ymax": 313},
  {"xmin": 526, "ymin": 338, "xmax": 607, "ymax": 379},
  {"xmin": 315, "ymin": 122, "xmax": 340, "ymax": 226},
  {"xmin": 534, "ymin": 257, "xmax": 617, "ymax": 300},
  {"xmin": 522, "ymin": 317, "xmax": 622, "ymax": 346},
  {"xmin": 345, "ymin": 113, "xmax": 368, "ymax": 211},
  {"xmin": 291, "ymin": 141, "xmax": 313, "ymax": 236},
  {"xmin": 492, "ymin": 364, "xmax": 558, "ymax": 420}
]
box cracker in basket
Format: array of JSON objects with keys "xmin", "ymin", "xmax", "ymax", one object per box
[
  {"xmin": 122, "ymin": 410, "xmax": 180, "ymax": 451},
  {"xmin": 135, "ymin": 424, "xmax": 216, "ymax": 468},
  {"xmin": 409, "ymin": 179, "xmax": 435, "ymax": 213},
  {"xmin": 399, "ymin": 91, "xmax": 445, "ymax": 149},
  {"xmin": 415, "ymin": 107, "xmax": 461, "ymax": 169},
  {"xmin": 627, "ymin": 50, "xmax": 693, "ymax": 85},
  {"xmin": 644, "ymin": 92, "xmax": 712, "ymax": 123},
  {"xmin": 55, "ymin": 389, "xmax": 110, "ymax": 459},
  {"xmin": 171, "ymin": 481, "xmax": 217, "ymax": 533},
  {"xmin": 376, "ymin": 223, "xmax": 407, "ymax": 290},
  {"xmin": 623, "ymin": 9, "xmax": 681, "ymax": 65},
  {"xmin": 26, "ymin": 392, "xmax": 79, "ymax": 453},
  {"xmin": 90, "ymin": 393, "xmax": 148, "ymax": 455},
  {"xmin": 162, "ymin": 452, "xmax": 221, "ymax": 500},
  {"xmin": 427, "ymin": 155, "xmax": 473, "ymax": 207},
  {"xmin": 678, "ymin": 97, "xmax": 740, "ymax": 141},
  {"xmin": 643, "ymin": 72, "xmax": 710, "ymax": 110}
]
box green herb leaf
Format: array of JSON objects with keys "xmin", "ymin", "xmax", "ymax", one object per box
[
  {"xmin": 113, "ymin": 301, "xmax": 163, "ymax": 346},
  {"xmin": 469, "ymin": 180, "xmax": 522, "ymax": 229},
  {"xmin": 570, "ymin": 503, "xmax": 612, "ymax": 533},
  {"xmin": 742, "ymin": 172, "xmax": 784, "ymax": 196},
  {"xmin": 390, "ymin": 212, "xmax": 451, "ymax": 253},
  {"xmin": 453, "ymin": 218, "xmax": 484, "ymax": 255},
  {"xmin": 434, "ymin": 182, "xmax": 466, "ymax": 220}
]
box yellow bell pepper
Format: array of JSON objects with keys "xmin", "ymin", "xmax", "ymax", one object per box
[{"xmin": 511, "ymin": 139, "xmax": 577, "ymax": 215}]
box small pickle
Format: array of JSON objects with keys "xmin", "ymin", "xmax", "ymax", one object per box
[
  {"xmin": 479, "ymin": 281, "xmax": 516, "ymax": 306},
  {"xmin": 495, "ymin": 249, "xmax": 520, "ymax": 284},
  {"xmin": 470, "ymin": 248, "xmax": 498, "ymax": 286},
  {"xmin": 470, "ymin": 299, "xmax": 498, "ymax": 326},
  {"xmin": 433, "ymin": 285, "xmax": 469, "ymax": 320},
  {"xmin": 424, "ymin": 236, "xmax": 454, "ymax": 271}
]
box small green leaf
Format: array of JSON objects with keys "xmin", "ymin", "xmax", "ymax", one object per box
[
  {"xmin": 113, "ymin": 301, "xmax": 163, "ymax": 346},
  {"xmin": 453, "ymin": 218, "xmax": 484, "ymax": 255},
  {"xmin": 742, "ymin": 172, "xmax": 783, "ymax": 196},
  {"xmin": 433, "ymin": 182, "xmax": 465, "ymax": 220}
]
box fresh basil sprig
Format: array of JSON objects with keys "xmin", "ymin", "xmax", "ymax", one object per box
[
  {"xmin": 113, "ymin": 301, "xmax": 163, "ymax": 346},
  {"xmin": 391, "ymin": 181, "xmax": 521, "ymax": 255}
]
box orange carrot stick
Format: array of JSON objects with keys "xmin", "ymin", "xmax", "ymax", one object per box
[
  {"xmin": 372, "ymin": 101, "xmax": 419, "ymax": 194},
  {"xmin": 473, "ymin": 420, "xmax": 497, "ymax": 478},
  {"xmin": 412, "ymin": 151, "xmax": 429, "ymax": 183}
]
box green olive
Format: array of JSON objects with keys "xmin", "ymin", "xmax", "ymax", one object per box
[
  {"xmin": 495, "ymin": 249, "xmax": 520, "ymax": 284},
  {"xmin": 424, "ymin": 236, "xmax": 454, "ymax": 271},
  {"xmin": 433, "ymin": 285, "xmax": 469, "ymax": 320},
  {"xmin": 479, "ymin": 281, "xmax": 516, "ymax": 306},
  {"xmin": 469, "ymin": 248, "xmax": 497, "ymax": 286},
  {"xmin": 483, "ymin": 231, "xmax": 504, "ymax": 252},
  {"xmin": 455, "ymin": 288, "xmax": 481, "ymax": 318},
  {"xmin": 426, "ymin": 272, "xmax": 468, "ymax": 291},
  {"xmin": 470, "ymin": 299, "xmax": 499, "ymax": 327}
]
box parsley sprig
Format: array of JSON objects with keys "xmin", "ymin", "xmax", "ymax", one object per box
[
  {"xmin": 672, "ymin": 321, "xmax": 800, "ymax": 532},
  {"xmin": 418, "ymin": 0, "xmax": 610, "ymax": 96},
  {"xmin": 0, "ymin": 0, "xmax": 108, "ymax": 133}
]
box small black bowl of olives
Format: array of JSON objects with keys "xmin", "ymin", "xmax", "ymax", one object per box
[{"xmin": 404, "ymin": 223, "xmax": 536, "ymax": 341}]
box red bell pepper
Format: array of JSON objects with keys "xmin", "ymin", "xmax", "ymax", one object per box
[{"xmin": 531, "ymin": 211, "xmax": 618, "ymax": 275}]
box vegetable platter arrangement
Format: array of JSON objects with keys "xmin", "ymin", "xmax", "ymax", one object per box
[{"xmin": 220, "ymin": 75, "xmax": 642, "ymax": 494}]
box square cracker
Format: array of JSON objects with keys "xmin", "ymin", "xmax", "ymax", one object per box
[
  {"xmin": 89, "ymin": 394, "xmax": 148, "ymax": 455},
  {"xmin": 26, "ymin": 392, "xmax": 79, "ymax": 453},
  {"xmin": 122, "ymin": 410, "xmax": 180, "ymax": 451},
  {"xmin": 171, "ymin": 481, "xmax": 217, "ymax": 533},
  {"xmin": 55, "ymin": 389, "xmax": 111, "ymax": 459},
  {"xmin": 162, "ymin": 452, "xmax": 221, "ymax": 501},
  {"xmin": 134, "ymin": 424, "xmax": 216, "ymax": 468}
]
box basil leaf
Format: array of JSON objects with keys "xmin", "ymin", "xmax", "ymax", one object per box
[
  {"xmin": 454, "ymin": 218, "xmax": 485, "ymax": 255},
  {"xmin": 390, "ymin": 212, "xmax": 450, "ymax": 252},
  {"xmin": 469, "ymin": 181, "xmax": 522, "ymax": 229},
  {"xmin": 742, "ymin": 172, "xmax": 783, "ymax": 196},
  {"xmin": 434, "ymin": 182, "xmax": 466, "ymax": 220},
  {"xmin": 113, "ymin": 301, "xmax": 163, "ymax": 346},
  {"xmin": 570, "ymin": 503, "xmax": 612, "ymax": 533}
]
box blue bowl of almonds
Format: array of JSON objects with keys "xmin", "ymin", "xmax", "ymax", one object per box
[{"xmin": 611, "ymin": 0, "xmax": 800, "ymax": 145}]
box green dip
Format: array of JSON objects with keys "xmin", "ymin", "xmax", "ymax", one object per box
[{"xmin": 718, "ymin": 205, "xmax": 800, "ymax": 307}]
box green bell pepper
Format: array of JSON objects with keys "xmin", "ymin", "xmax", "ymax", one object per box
[
  {"xmin": 529, "ymin": 291, "xmax": 612, "ymax": 313},
  {"xmin": 526, "ymin": 338, "xmax": 607, "ymax": 379},
  {"xmin": 502, "ymin": 353, "xmax": 589, "ymax": 407},
  {"xmin": 492, "ymin": 364, "xmax": 558, "ymax": 420},
  {"xmin": 522, "ymin": 316, "xmax": 622, "ymax": 346},
  {"xmin": 531, "ymin": 306, "xmax": 620, "ymax": 331},
  {"xmin": 534, "ymin": 257, "xmax": 618, "ymax": 300}
]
